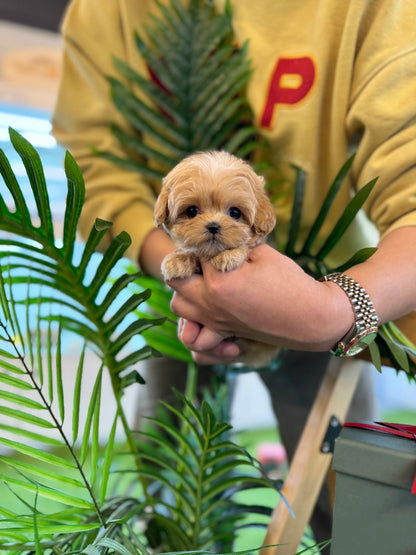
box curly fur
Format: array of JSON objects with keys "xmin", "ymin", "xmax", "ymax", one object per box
[{"xmin": 154, "ymin": 151, "xmax": 279, "ymax": 367}]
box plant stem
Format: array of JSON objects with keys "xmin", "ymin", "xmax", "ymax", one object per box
[
  {"xmin": 184, "ymin": 359, "xmax": 198, "ymax": 403},
  {"xmin": 108, "ymin": 370, "xmax": 153, "ymax": 505},
  {"xmin": 1, "ymin": 321, "xmax": 107, "ymax": 527}
]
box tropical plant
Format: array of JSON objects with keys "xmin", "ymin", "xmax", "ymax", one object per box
[
  {"xmin": 134, "ymin": 388, "xmax": 278, "ymax": 553},
  {"xmin": 0, "ymin": 128, "xmax": 282, "ymax": 554},
  {"xmin": 97, "ymin": 0, "xmax": 260, "ymax": 178}
]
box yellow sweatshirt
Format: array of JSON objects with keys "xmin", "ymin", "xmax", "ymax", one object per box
[{"xmin": 52, "ymin": 0, "xmax": 416, "ymax": 268}]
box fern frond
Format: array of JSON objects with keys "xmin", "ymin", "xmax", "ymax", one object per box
[
  {"xmin": 0, "ymin": 128, "xmax": 161, "ymax": 379},
  {"xmin": 133, "ymin": 390, "xmax": 279, "ymax": 552},
  {"xmin": 98, "ymin": 0, "xmax": 259, "ymax": 177},
  {"xmin": 0, "ymin": 129, "xmax": 167, "ymax": 549}
]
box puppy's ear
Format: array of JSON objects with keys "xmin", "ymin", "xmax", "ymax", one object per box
[
  {"xmin": 253, "ymin": 189, "xmax": 276, "ymax": 237},
  {"xmin": 154, "ymin": 185, "xmax": 170, "ymax": 227}
]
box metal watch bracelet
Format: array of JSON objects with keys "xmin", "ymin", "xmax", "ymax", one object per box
[{"xmin": 320, "ymin": 272, "xmax": 379, "ymax": 356}]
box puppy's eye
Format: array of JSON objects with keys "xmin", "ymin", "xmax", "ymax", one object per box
[
  {"xmin": 186, "ymin": 205, "xmax": 199, "ymax": 218},
  {"xmin": 228, "ymin": 207, "xmax": 241, "ymax": 220}
]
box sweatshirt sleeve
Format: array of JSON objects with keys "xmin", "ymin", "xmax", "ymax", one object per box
[
  {"xmin": 52, "ymin": 0, "xmax": 159, "ymax": 263},
  {"xmin": 346, "ymin": 2, "xmax": 416, "ymax": 238}
]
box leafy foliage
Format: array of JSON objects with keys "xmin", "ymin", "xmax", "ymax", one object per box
[
  {"xmin": 282, "ymin": 156, "xmax": 378, "ymax": 274},
  {"xmin": 125, "ymin": 267, "xmax": 192, "ymax": 362},
  {"xmin": 0, "ymin": 129, "xmax": 280, "ymax": 553},
  {"xmin": 0, "ymin": 128, "xmax": 163, "ymax": 384},
  {"xmin": 133, "ymin": 390, "xmax": 280, "ymax": 552},
  {"xmin": 96, "ymin": 0, "xmax": 260, "ymax": 177},
  {"xmin": 1, "ymin": 0, "xmax": 413, "ymax": 551},
  {"xmin": 0, "ymin": 127, "xmax": 157, "ymax": 550}
]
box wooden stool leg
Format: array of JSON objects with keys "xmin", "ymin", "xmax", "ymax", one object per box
[{"xmin": 261, "ymin": 357, "xmax": 366, "ymax": 555}]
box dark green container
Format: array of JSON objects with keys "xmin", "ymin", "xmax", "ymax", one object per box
[{"xmin": 331, "ymin": 425, "xmax": 416, "ymax": 555}]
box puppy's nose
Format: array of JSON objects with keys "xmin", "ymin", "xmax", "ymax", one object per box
[{"xmin": 206, "ymin": 222, "xmax": 220, "ymax": 235}]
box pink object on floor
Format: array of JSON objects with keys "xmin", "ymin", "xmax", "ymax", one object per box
[{"xmin": 256, "ymin": 442, "xmax": 287, "ymax": 466}]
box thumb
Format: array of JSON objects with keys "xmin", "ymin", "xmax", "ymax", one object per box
[{"xmin": 178, "ymin": 318, "xmax": 201, "ymax": 345}]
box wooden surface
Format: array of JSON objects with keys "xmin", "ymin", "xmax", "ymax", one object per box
[{"xmin": 261, "ymin": 357, "xmax": 366, "ymax": 555}]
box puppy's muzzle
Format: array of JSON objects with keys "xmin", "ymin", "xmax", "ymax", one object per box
[{"xmin": 206, "ymin": 222, "xmax": 221, "ymax": 235}]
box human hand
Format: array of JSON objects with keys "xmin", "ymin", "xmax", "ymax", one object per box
[
  {"xmin": 177, "ymin": 317, "xmax": 241, "ymax": 365},
  {"xmin": 168, "ymin": 244, "xmax": 354, "ymax": 363}
]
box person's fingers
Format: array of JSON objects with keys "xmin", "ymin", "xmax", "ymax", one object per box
[
  {"xmin": 190, "ymin": 340, "xmax": 241, "ymax": 365},
  {"xmin": 179, "ymin": 318, "xmax": 239, "ymax": 355},
  {"xmin": 180, "ymin": 320, "xmax": 222, "ymax": 350},
  {"xmin": 177, "ymin": 318, "xmax": 201, "ymax": 345},
  {"xmin": 170, "ymin": 290, "xmax": 201, "ymax": 323},
  {"xmin": 166, "ymin": 273, "xmax": 203, "ymax": 296},
  {"xmin": 198, "ymin": 259, "xmax": 218, "ymax": 276},
  {"xmin": 177, "ymin": 317, "xmax": 240, "ymax": 364}
]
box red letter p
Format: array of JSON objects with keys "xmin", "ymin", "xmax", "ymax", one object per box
[{"xmin": 261, "ymin": 56, "xmax": 316, "ymax": 128}]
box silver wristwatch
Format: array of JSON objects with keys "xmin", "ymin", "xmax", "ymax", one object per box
[{"xmin": 320, "ymin": 272, "xmax": 379, "ymax": 357}]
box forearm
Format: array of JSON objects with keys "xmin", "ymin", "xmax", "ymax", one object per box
[
  {"xmin": 240, "ymin": 226, "xmax": 416, "ymax": 348},
  {"xmin": 168, "ymin": 226, "xmax": 416, "ymax": 360},
  {"xmin": 344, "ymin": 226, "xmax": 416, "ymax": 325}
]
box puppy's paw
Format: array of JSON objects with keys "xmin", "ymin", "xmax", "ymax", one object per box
[
  {"xmin": 211, "ymin": 247, "xmax": 248, "ymax": 272},
  {"xmin": 235, "ymin": 339, "xmax": 280, "ymax": 369},
  {"xmin": 161, "ymin": 252, "xmax": 199, "ymax": 280}
]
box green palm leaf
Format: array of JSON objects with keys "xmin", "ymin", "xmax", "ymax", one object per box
[
  {"xmin": 283, "ymin": 160, "xmax": 378, "ymax": 276},
  {"xmin": 332, "ymin": 247, "xmax": 378, "ymax": 274},
  {"xmin": 8, "ymin": 128, "xmax": 54, "ymax": 241},
  {"xmin": 0, "ymin": 129, "xmax": 161, "ymax": 381},
  {"xmin": 0, "ymin": 425, "xmax": 62, "ymax": 448},
  {"xmin": 301, "ymin": 154, "xmax": 356, "ymax": 255},
  {"xmin": 98, "ymin": 0, "xmax": 260, "ymax": 178},
  {"xmin": 132, "ymin": 390, "xmax": 280, "ymax": 552},
  {"xmin": 283, "ymin": 165, "xmax": 307, "ymax": 258},
  {"xmin": 0, "ymin": 129, "xmax": 169, "ymax": 549},
  {"xmin": 0, "ymin": 457, "xmax": 85, "ymax": 489},
  {"xmin": 2, "ymin": 476, "xmax": 93, "ymax": 509},
  {"xmin": 315, "ymin": 177, "xmax": 378, "ymax": 260},
  {"xmin": 0, "ymin": 438, "xmax": 73, "ymax": 469}
]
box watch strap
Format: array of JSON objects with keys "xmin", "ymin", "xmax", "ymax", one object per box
[{"xmin": 320, "ymin": 272, "xmax": 379, "ymax": 356}]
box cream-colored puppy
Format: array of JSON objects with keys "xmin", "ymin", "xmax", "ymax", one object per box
[
  {"xmin": 155, "ymin": 151, "xmax": 276, "ymax": 277},
  {"xmin": 154, "ymin": 150, "xmax": 279, "ymax": 368}
]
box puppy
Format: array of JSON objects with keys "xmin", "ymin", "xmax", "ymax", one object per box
[{"xmin": 154, "ymin": 150, "xmax": 279, "ymax": 368}]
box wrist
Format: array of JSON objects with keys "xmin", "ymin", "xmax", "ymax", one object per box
[
  {"xmin": 317, "ymin": 279, "xmax": 356, "ymax": 351},
  {"xmin": 139, "ymin": 228, "xmax": 175, "ymax": 279}
]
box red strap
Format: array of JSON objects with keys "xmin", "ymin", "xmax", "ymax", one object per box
[
  {"xmin": 343, "ymin": 422, "xmax": 416, "ymax": 494},
  {"xmin": 344, "ymin": 421, "xmax": 416, "ymax": 440}
]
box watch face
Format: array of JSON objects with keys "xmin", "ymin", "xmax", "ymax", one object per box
[{"xmin": 345, "ymin": 330, "xmax": 378, "ymax": 357}]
